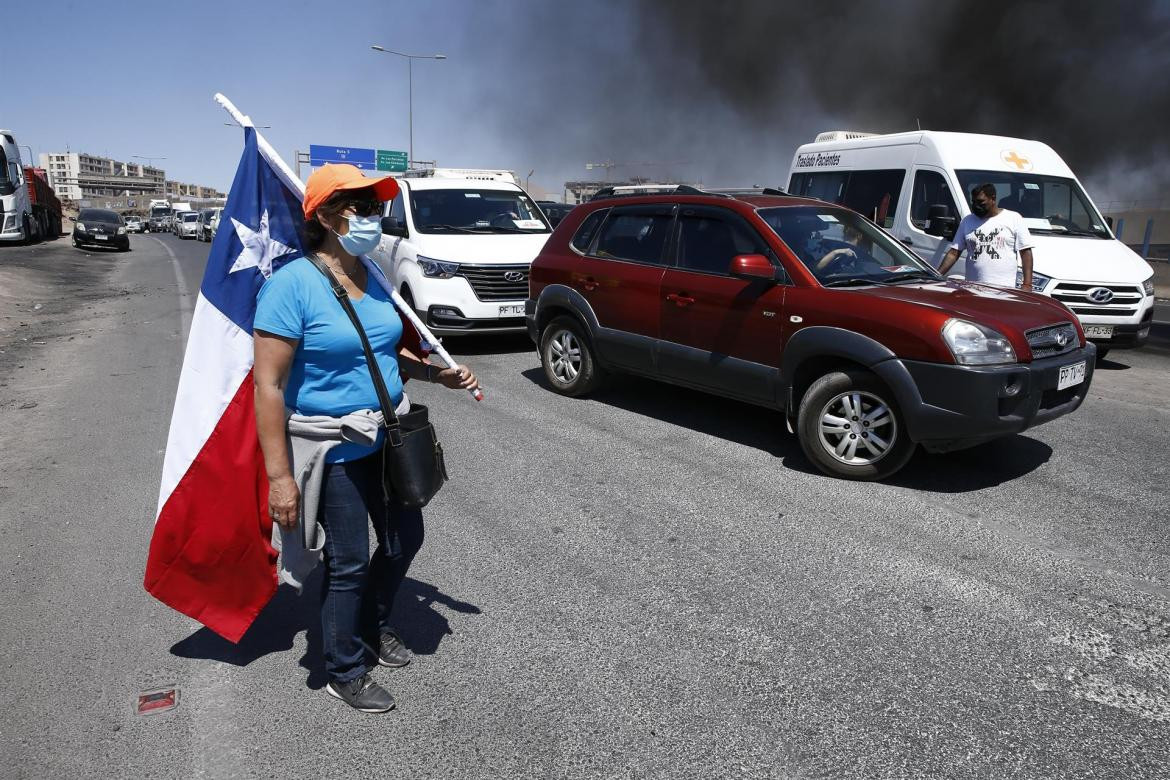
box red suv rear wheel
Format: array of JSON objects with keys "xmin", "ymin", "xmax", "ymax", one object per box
[{"xmin": 797, "ymin": 370, "xmax": 915, "ymax": 481}]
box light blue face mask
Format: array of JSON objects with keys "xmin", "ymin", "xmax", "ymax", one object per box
[{"xmin": 335, "ymin": 215, "xmax": 382, "ymax": 256}]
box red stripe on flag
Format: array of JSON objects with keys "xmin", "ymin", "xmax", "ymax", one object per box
[{"xmin": 144, "ymin": 371, "xmax": 276, "ymax": 643}]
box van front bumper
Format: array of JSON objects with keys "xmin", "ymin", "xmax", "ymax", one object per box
[
  {"xmin": 1085, "ymin": 307, "xmax": 1153, "ymax": 349},
  {"xmin": 879, "ymin": 344, "xmax": 1096, "ymax": 453},
  {"xmin": 401, "ymin": 271, "xmax": 528, "ymax": 336}
]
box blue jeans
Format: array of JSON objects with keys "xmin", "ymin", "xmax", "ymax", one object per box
[{"xmin": 318, "ymin": 453, "xmax": 424, "ymax": 683}]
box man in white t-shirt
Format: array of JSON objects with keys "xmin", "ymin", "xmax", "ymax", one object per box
[{"xmin": 938, "ymin": 183, "xmax": 1034, "ymax": 289}]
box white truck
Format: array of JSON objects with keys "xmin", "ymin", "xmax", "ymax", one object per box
[
  {"xmin": 1, "ymin": 129, "xmax": 59, "ymax": 243},
  {"xmin": 148, "ymin": 198, "xmax": 172, "ymax": 232},
  {"xmin": 370, "ymin": 168, "xmax": 552, "ymax": 335},
  {"xmin": 787, "ymin": 131, "xmax": 1156, "ymax": 357}
]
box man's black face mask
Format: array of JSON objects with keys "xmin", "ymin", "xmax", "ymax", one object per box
[{"xmin": 971, "ymin": 199, "xmax": 991, "ymax": 217}]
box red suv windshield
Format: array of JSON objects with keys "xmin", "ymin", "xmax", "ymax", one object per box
[{"xmin": 757, "ymin": 206, "xmax": 940, "ymax": 287}]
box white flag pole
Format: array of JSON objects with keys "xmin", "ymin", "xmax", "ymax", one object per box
[{"xmin": 214, "ymin": 93, "xmax": 484, "ymax": 402}]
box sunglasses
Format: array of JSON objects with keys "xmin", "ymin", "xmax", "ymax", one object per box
[{"xmin": 340, "ymin": 199, "xmax": 385, "ymax": 218}]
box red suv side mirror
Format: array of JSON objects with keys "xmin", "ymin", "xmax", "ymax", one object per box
[{"xmin": 729, "ymin": 254, "xmax": 778, "ymax": 281}]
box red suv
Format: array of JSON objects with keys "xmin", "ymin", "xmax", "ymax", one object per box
[{"xmin": 525, "ymin": 190, "xmax": 1096, "ymax": 480}]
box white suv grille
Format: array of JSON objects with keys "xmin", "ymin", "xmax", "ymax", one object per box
[
  {"xmin": 1051, "ymin": 282, "xmax": 1144, "ymax": 317},
  {"xmin": 456, "ymin": 263, "xmax": 529, "ymax": 302}
]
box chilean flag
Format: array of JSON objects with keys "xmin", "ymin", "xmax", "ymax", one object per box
[{"xmin": 145, "ymin": 128, "xmax": 421, "ymax": 642}]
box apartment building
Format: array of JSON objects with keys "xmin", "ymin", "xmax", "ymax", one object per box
[{"xmin": 39, "ymin": 152, "xmax": 166, "ymax": 201}]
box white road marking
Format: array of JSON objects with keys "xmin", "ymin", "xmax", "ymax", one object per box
[{"xmin": 152, "ymin": 236, "xmax": 192, "ymax": 348}]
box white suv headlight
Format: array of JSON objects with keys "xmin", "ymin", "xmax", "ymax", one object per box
[
  {"xmin": 942, "ymin": 319, "xmax": 1016, "ymax": 365},
  {"xmin": 1016, "ymin": 270, "xmax": 1052, "ymax": 292},
  {"xmin": 1143, "ymin": 275, "xmax": 1155, "ymax": 297},
  {"xmin": 418, "ymin": 256, "xmax": 460, "ymax": 278}
]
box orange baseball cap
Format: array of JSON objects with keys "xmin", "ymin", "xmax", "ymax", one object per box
[{"xmin": 302, "ymin": 163, "xmax": 400, "ymax": 220}]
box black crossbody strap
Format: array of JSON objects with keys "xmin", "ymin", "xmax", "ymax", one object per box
[{"xmin": 305, "ymin": 253, "xmax": 404, "ymax": 446}]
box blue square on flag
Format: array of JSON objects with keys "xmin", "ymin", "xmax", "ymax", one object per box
[{"xmin": 203, "ymin": 128, "xmax": 304, "ymax": 334}]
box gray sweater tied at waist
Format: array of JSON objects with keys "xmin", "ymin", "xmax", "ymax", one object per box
[{"xmin": 274, "ymin": 394, "xmax": 409, "ymax": 590}]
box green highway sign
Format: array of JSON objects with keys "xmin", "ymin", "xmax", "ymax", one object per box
[{"xmin": 376, "ymin": 149, "xmax": 408, "ymax": 172}]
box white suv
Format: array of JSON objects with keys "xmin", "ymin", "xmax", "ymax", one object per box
[{"xmin": 371, "ymin": 171, "xmax": 552, "ymax": 335}]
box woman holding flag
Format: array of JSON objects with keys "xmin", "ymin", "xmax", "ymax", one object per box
[{"xmin": 253, "ymin": 164, "xmax": 478, "ymax": 713}]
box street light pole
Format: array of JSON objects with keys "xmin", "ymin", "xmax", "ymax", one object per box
[
  {"xmin": 408, "ymin": 56, "xmax": 413, "ymax": 166},
  {"xmin": 371, "ymin": 45, "xmax": 447, "ymax": 167}
]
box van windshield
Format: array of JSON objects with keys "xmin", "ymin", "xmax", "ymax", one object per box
[
  {"xmin": 955, "ymin": 170, "xmax": 1110, "ymax": 238},
  {"xmin": 409, "ymin": 188, "xmax": 551, "ymax": 234},
  {"xmin": 758, "ymin": 206, "xmax": 941, "ymax": 287}
]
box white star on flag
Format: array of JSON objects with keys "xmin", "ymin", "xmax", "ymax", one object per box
[{"xmin": 228, "ymin": 209, "xmax": 296, "ymax": 278}]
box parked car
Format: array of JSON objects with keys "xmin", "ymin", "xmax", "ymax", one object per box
[
  {"xmin": 370, "ymin": 168, "xmax": 553, "ymax": 335},
  {"xmin": 197, "ymin": 207, "xmax": 222, "ymax": 241},
  {"xmin": 176, "ymin": 210, "xmax": 201, "ymax": 239},
  {"xmin": 208, "ymin": 209, "xmax": 222, "ymax": 240},
  {"xmin": 72, "ymin": 208, "xmax": 130, "ymax": 251},
  {"xmin": 124, "ymin": 216, "xmax": 145, "ymax": 233},
  {"xmin": 526, "ymin": 189, "xmax": 1096, "ymax": 481}
]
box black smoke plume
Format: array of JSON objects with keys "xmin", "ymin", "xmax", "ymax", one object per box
[{"xmin": 461, "ymin": 1, "xmax": 1170, "ymax": 200}]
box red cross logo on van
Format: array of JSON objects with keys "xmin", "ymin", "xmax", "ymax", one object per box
[{"xmin": 1001, "ymin": 150, "xmax": 1033, "ymax": 171}]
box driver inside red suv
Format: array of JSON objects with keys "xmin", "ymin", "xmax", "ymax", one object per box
[{"xmin": 814, "ymin": 222, "xmax": 872, "ymax": 272}]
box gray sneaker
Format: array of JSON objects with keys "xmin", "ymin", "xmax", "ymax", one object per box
[
  {"xmin": 371, "ymin": 630, "xmax": 412, "ymax": 668},
  {"xmin": 326, "ymin": 673, "xmax": 395, "ymax": 713}
]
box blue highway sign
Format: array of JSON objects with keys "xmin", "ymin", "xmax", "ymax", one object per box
[{"xmin": 309, "ymin": 144, "xmax": 377, "ymax": 170}]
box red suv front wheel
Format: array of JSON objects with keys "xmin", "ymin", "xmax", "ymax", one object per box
[
  {"xmin": 539, "ymin": 316, "xmax": 606, "ymax": 397},
  {"xmin": 797, "ymin": 370, "xmax": 916, "ymax": 481}
]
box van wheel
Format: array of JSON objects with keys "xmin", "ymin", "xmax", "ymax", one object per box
[
  {"xmin": 540, "ymin": 315, "xmax": 605, "ymax": 397},
  {"xmin": 796, "ymin": 370, "xmax": 915, "ymax": 481},
  {"xmin": 399, "ymin": 286, "xmax": 417, "ymax": 316}
]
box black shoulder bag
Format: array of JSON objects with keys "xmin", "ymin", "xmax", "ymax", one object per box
[{"xmin": 306, "ymin": 254, "xmax": 448, "ymax": 508}]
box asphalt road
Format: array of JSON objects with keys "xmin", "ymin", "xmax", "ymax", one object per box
[{"xmin": 0, "ymin": 233, "xmax": 1168, "ymax": 779}]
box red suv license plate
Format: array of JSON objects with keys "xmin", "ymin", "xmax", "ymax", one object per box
[{"xmin": 1058, "ymin": 361, "xmax": 1086, "ymax": 390}]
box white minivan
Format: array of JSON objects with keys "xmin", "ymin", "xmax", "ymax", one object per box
[
  {"xmin": 787, "ymin": 131, "xmax": 1156, "ymax": 357},
  {"xmin": 370, "ymin": 168, "xmax": 552, "ymax": 335}
]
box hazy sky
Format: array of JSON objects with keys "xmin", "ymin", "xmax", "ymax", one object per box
[{"xmin": 8, "ymin": 0, "xmax": 1169, "ymax": 203}]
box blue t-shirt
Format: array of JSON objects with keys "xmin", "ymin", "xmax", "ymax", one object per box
[{"xmin": 254, "ymin": 256, "xmax": 405, "ymax": 462}]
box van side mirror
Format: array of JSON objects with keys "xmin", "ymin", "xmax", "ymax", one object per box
[
  {"xmin": 381, "ymin": 216, "xmax": 407, "ymax": 238},
  {"xmin": 925, "ymin": 204, "xmax": 957, "ymax": 239},
  {"xmin": 729, "ymin": 253, "xmax": 780, "ymax": 281}
]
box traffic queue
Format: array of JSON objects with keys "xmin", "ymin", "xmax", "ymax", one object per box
[{"xmin": 348, "ymin": 130, "xmax": 1153, "ymax": 481}]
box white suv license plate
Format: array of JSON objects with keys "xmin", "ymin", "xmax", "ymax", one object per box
[
  {"xmin": 1058, "ymin": 361, "xmax": 1087, "ymax": 391},
  {"xmin": 1083, "ymin": 325, "xmax": 1113, "ymax": 339},
  {"xmin": 498, "ymin": 305, "xmax": 524, "ymax": 317}
]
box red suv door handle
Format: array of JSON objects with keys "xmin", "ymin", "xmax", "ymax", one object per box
[
  {"xmin": 666, "ymin": 292, "xmax": 695, "ymax": 307},
  {"xmin": 581, "ymin": 276, "xmax": 599, "ymax": 291}
]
